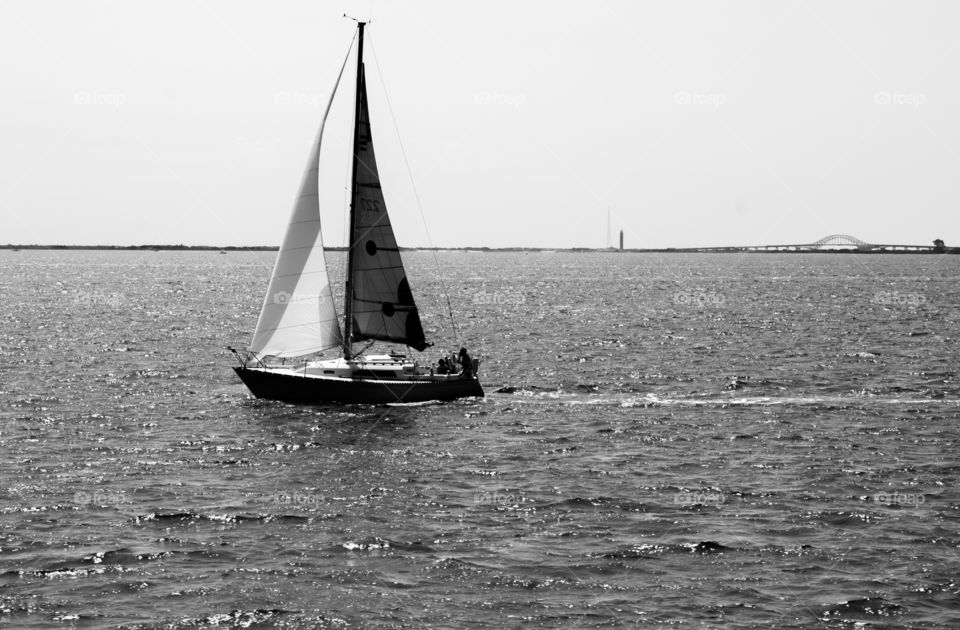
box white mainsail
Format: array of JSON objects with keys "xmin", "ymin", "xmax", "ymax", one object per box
[{"xmin": 248, "ymin": 40, "xmax": 354, "ymax": 358}]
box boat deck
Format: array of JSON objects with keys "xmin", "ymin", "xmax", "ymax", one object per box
[{"xmin": 249, "ymin": 354, "xmax": 476, "ymax": 384}]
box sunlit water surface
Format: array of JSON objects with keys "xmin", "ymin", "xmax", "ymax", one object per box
[{"xmin": 1, "ymin": 250, "xmax": 959, "ymax": 628}]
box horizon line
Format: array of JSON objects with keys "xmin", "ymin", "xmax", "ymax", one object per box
[{"xmin": 2, "ymin": 243, "xmax": 956, "ymax": 254}]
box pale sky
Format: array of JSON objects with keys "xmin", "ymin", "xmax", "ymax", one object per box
[{"xmin": 1, "ymin": 0, "xmax": 958, "ymax": 248}]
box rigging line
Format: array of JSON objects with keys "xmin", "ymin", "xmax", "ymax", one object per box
[
  {"xmin": 336, "ymin": 30, "xmax": 361, "ymax": 324},
  {"xmin": 366, "ymin": 32, "xmax": 463, "ymax": 347}
]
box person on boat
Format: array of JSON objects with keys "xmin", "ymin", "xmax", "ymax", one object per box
[
  {"xmin": 436, "ymin": 358, "xmax": 450, "ymax": 374},
  {"xmin": 458, "ymin": 347, "xmax": 473, "ymax": 377}
]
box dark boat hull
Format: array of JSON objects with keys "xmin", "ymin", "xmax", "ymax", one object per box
[{"xmin": 234, "ymin": 367, "xmax": 484, "ymax": 404}]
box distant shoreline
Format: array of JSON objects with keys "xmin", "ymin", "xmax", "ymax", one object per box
[{"xmin": 1, "ymin": 244, "xmax": 958, "ymax": 254}]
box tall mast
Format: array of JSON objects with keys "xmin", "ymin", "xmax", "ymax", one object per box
[{"xmin": 343, "ymin": 21, "xmax": 365, "ymax": 361}]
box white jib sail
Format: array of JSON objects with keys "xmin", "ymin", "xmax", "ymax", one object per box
[{"xmin": 248, "ymin": 38, "xmax": 355, "ymax": 359}]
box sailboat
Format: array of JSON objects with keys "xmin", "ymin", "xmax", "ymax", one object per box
[{"xmin": 231, "ymin": 21, "xmax": 484, "ymax": 404}]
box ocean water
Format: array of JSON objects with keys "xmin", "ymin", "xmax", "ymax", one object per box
[{"xmin": 1, "ymin": 249, "xmax": 959, "ymax": 629}]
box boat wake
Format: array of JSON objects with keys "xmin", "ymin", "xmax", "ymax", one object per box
[{"xmin": 490, "ymin": 388, "xmax": 958, "ymax": 408}]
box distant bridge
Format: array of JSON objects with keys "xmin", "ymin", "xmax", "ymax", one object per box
[
  {"xmin": 683, "ymin": 234, "xmax": 948, "ymax": 253},
  {"xmin": 812, "ymin": 234, "xmax": 868, "ymax": 247}
]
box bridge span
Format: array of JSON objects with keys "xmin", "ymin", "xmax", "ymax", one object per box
[{"xmin": 672, "ymin": 234, "xmax": 956, "ymax": 254}]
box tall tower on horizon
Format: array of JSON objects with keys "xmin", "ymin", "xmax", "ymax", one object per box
[{"xmin": 619, "ymin": 230, "xmax": 624, "ymax": 251}]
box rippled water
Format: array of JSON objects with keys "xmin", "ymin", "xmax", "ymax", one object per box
[{"xmin": 1, "ymin": 250, "xmax": 959, "ymax": 628}]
